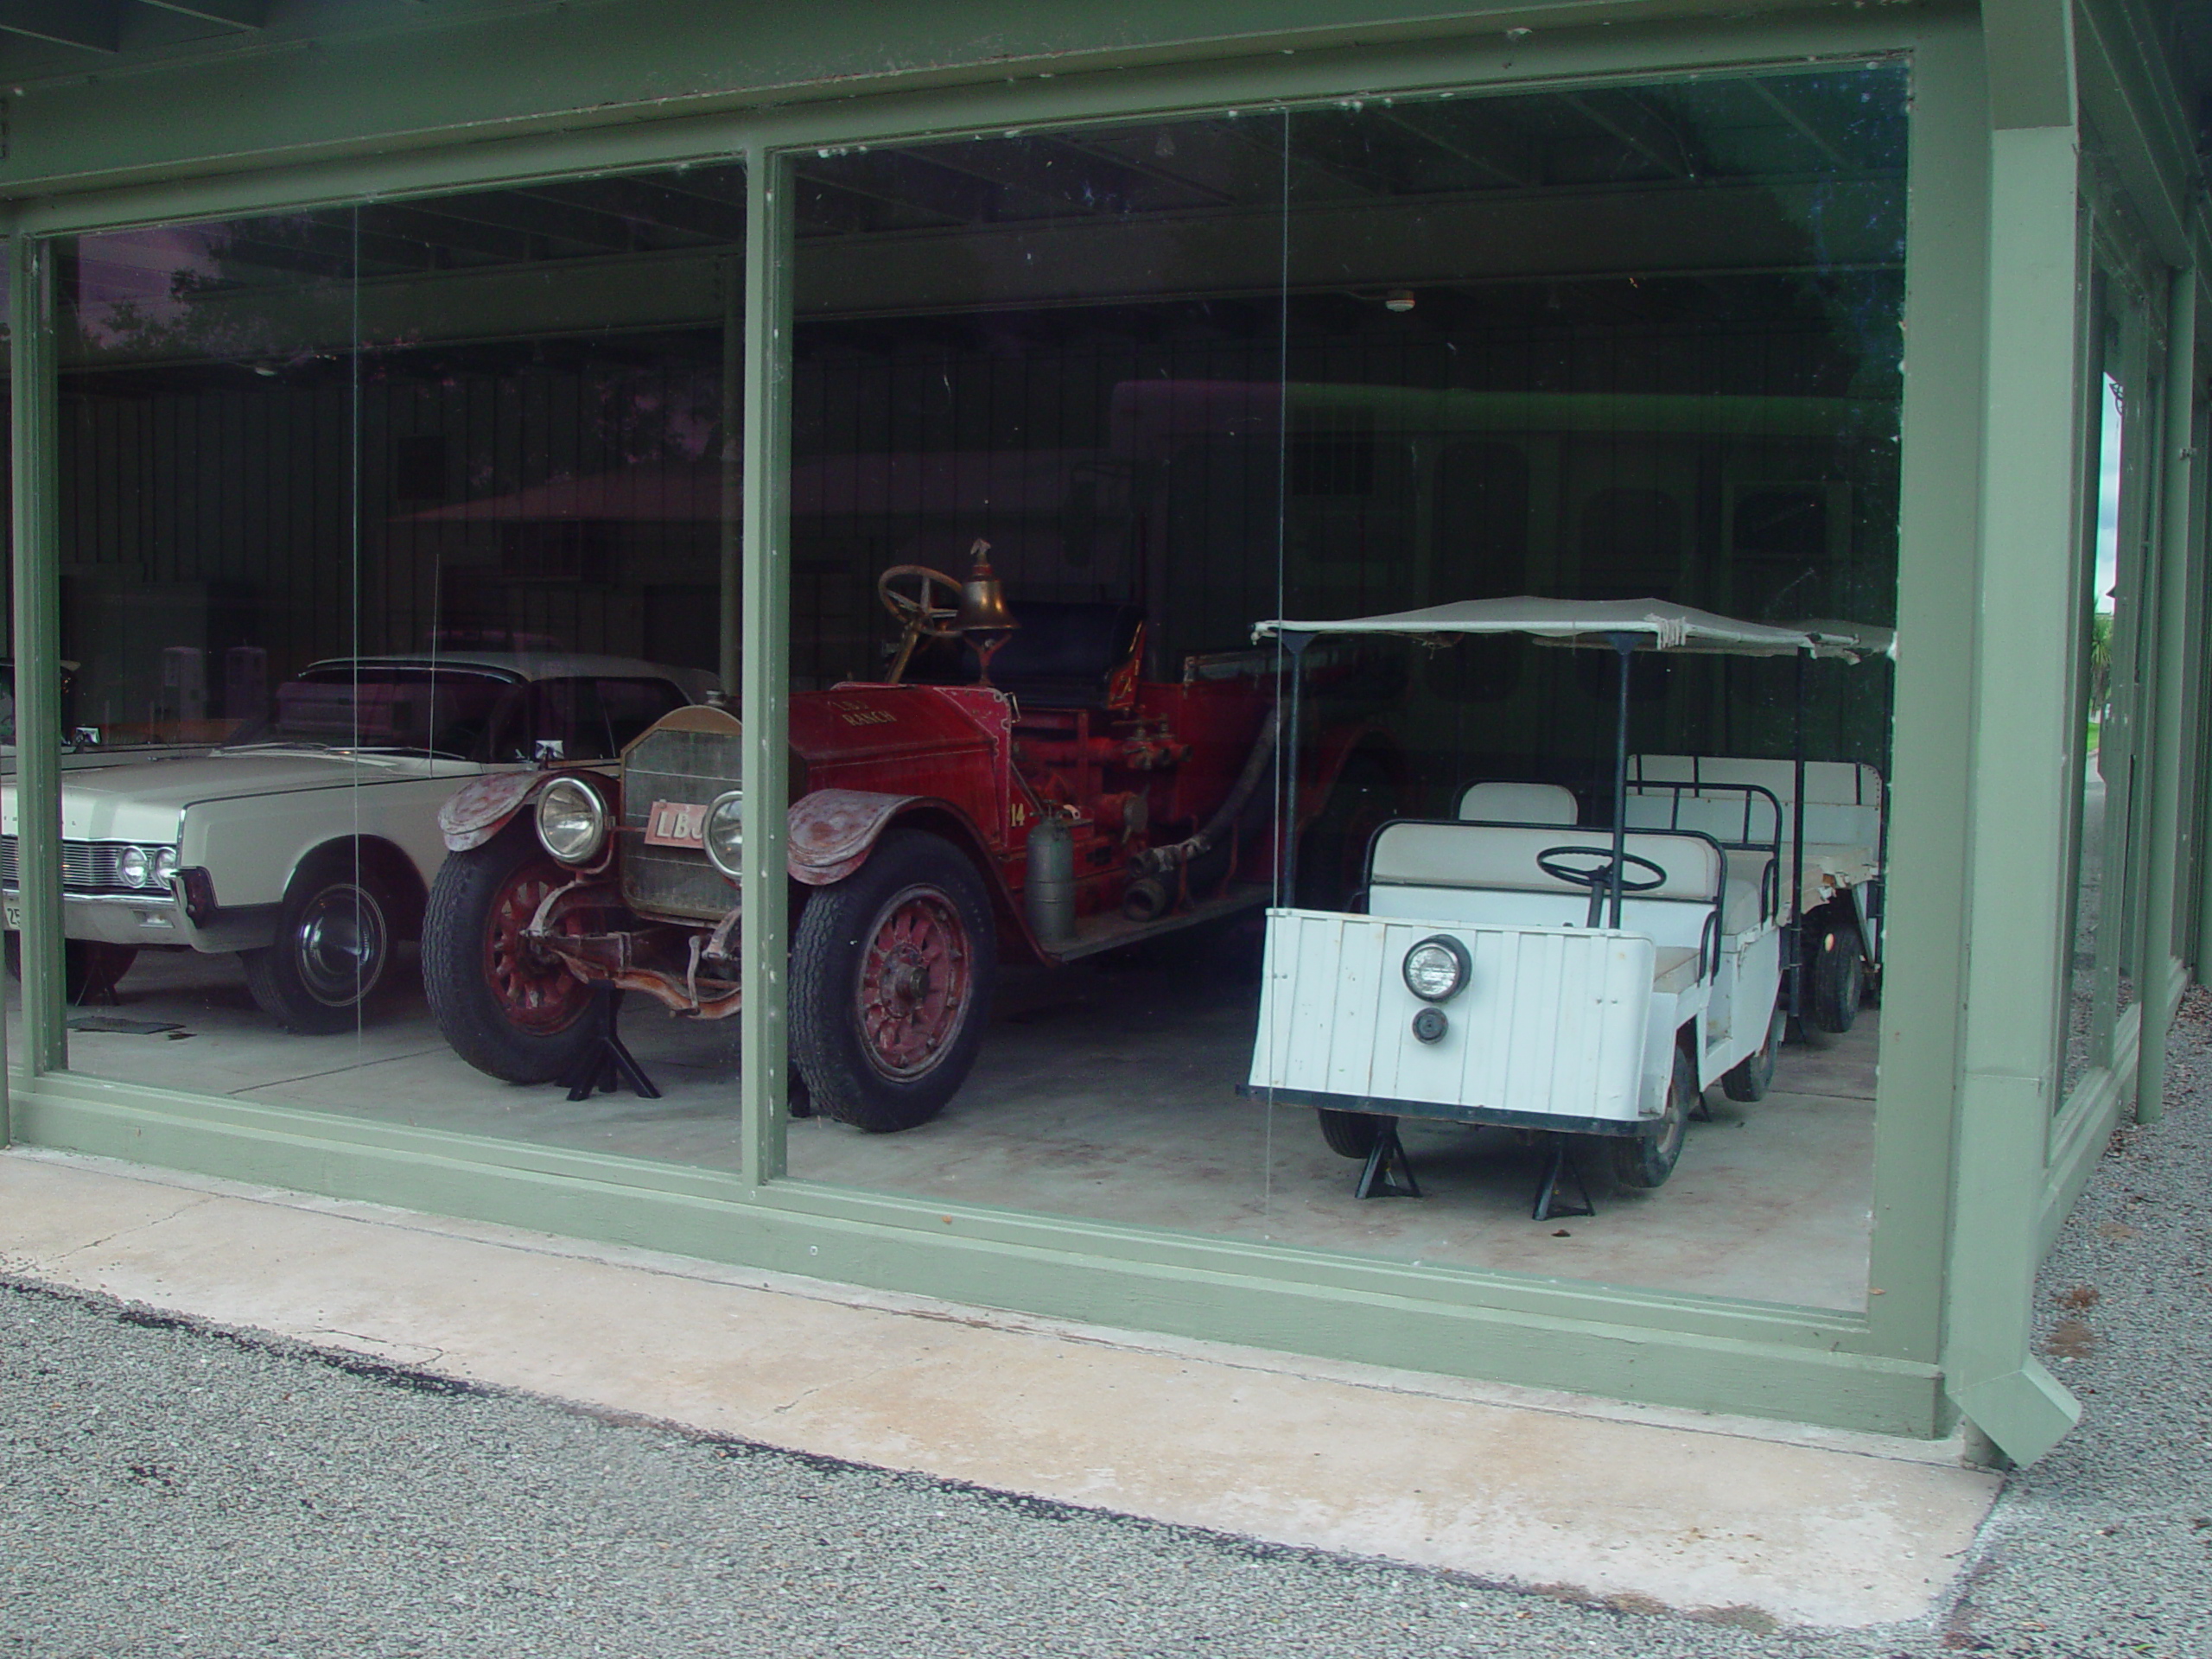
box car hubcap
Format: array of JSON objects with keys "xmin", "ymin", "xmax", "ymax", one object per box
[
  {"xmin": 296, "ymin": 883, "xmax": 386, "ymax": 1007},
  {"xmin": 485, "ymin": 865, "xmax": 592, "ymax": 1034},
  {"xmin": 857, "ymin": 885, "xmax": 969, "ymax": 1082}
]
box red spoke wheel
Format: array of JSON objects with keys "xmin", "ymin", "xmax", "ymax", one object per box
[
  {"xmin": 485, "ymin": 861, "xmax": 594, "ymax": 1035},
  {"xmin": 791, "ymin": 829, "xmax": 996, "ymax": 1133},
  {"xmin": 856, "ymin": 885, "xmax": 973, "ymax": 1082},
  {"xmin": 423, "ymin": 822, "xmax": 610, "ymax": 1084}
]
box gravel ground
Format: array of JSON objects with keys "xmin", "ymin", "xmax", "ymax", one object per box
[{"xmin": 5, "ymin": 1002, "xmax": 2212, "ymax": 1658}]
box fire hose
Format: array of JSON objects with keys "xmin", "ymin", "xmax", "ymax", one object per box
[{"xmin": 1122, "ymin": 703, "xmax": 1280, "ymax": 920}]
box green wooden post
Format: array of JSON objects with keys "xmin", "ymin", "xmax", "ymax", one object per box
[
  {"xmin": 2134, "ymin": 268, "xmax": 2200, "ymax": 1124},
  {"xmin": 8, "ymin": 233, "xmax": 64, "ymax": 1079},
  {"xmin": 740, "ymin": 149, "xmax": 792, "ymax": 1185},
  {"xmin": 1945, "ymin": 0, "xmax": 2083, "ymax": 1465}
]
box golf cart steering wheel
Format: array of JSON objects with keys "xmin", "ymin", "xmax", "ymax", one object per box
[
  {"xmin": 1536, "ymin": 845, "xmax": 1669, "ymax": 928},
  {"xmin": 1535, "ymin": 846, "xmax": 1668, "ymax": 892},
  {"xmin": 876, "ymin": 564, "xmax": 964, "ymax": 684}
]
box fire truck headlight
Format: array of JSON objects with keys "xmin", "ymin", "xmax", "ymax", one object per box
[
  {"xmin": 704, "ymin": 790, "xmax": 745, "ymax": 880},
  {"xmin": 536, "ymin": 777, "xmax": 608, "ymax": 865},
  {"xmin": 1402, "ymin": 935, "xmax": 1471, "ymax": 1002}
]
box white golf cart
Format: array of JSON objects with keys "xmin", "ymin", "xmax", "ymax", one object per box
[
  {"xmin": 1246, "ymin": 598, "xmax": 1880, "ymax": 1216},
  {"xmin": 1626, "ymin": 616, "xmax": 1893, "ymax": 1036}
]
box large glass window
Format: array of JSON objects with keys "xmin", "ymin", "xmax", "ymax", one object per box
[
  {"xmin": 22, "ymin": 166, "xmax": 749, "ymax": 1167},
  {"xmin": 769, "ymin": 67, "xmax": 1905, "ymax": 1311},
  {"xmin": 2063, "ymin": 276, "xmax": 2157, "ymax": 1102}
]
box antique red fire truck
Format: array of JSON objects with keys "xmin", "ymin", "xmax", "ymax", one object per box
[{"xmin": 420, "ymin": 554, "xmax": 1391, "ymax": 1131}]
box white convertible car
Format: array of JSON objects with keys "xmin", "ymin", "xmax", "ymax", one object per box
[{"xmin": 0, "ymin": 652, "xmax": 711, "ymax": 1029}]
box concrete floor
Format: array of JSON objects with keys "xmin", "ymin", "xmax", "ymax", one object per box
[
  {"xmin": 27, "ymin": 925, "xmax": 1877, "ymax": 1312},
  {"xmin": 0, "ymin": 1149, "xmax": 1991, "ymax": 1631}
]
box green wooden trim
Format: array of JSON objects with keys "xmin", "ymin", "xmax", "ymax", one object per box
[
  {"xmin": 1983, "ymin": 0, "xmax": 2075, "ymax": 131},
  {"xmin": 4, "ymin": 1071, "xmax": 1946, "ymax": 1437},
  {"xmin": 6, "ymin": 234, "xmax": 64, "ymax": 1078},
  {"xmin": 1947, "ymin": 115, "xmax": 2086, "ymax": 1464},
  {"xmin": 2135, "ymin": 266, "xmax": 2200, "ymax": 1123},
  {"xmin": 5, "ymin": 8, "xmax": 1923, "ymax": 236},
  {"xmin": 2074, "ymin": 0, "xmax": 2204, "ymax": 265},
  {"xmin": 1859, "ymin": 20, "xmax": 1986, "ymax": 1368},
  {"xmin": 0, "ymin": 0, "xmax": 1931, "ymax": 203},
  {"xmin": 739, "ymin": 147, "xmax": 792, "ymax": 1186}
]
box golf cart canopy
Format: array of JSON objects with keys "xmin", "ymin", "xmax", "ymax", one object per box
[{"xmin": 1253, "ymin": 597, "xmax": 1845, "ymax": 657}]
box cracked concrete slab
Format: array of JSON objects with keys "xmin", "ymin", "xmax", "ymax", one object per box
[{"xmin": 0, "ymin": 1147, "xmax": 1998, "ymax": 1630}]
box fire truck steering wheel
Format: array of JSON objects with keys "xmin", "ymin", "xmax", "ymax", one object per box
[{"xmin": 878, "ymin": 564, "xmax": 966, "ymax": 684}]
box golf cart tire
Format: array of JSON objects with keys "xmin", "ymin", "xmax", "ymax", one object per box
[
  {"xmin": 1318, "ymin": 1107, "xmax": 1387, "ymax": 1160},
  {"xmin": 1721, "ymin": 1005, "xmax": 1784, "ymax": 1103},
  {"xmin": 1808, "ymin": 912, "xmax": 1865, "ymax": 1034},
  {"xmin": 1610, "ymin": 1042, "xmax": 1696, "ymax": 1190}
]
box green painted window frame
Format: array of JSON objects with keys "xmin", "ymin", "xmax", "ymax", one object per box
[{"xmin": 0, "ymin": 7, "xmax": 1999, "ymax": 1440}]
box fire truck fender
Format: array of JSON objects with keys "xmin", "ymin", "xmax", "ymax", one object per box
[
  {"xmin": 439, "ymin": 769, "xmax": 619, "ymax": 853},
  {"xmin": 786, "ymin": 789, "xmax": 928, "ymax": 886},
  {"xmin": 788, "ymin": 790, "xmax": 1040, "ymax": 961}
]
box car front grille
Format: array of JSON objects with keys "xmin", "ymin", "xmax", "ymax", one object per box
[
  {"xmin": 620, "ymin": 727, "xmax": 741, "ymax": 924},
  {"xmin": 0, "ymin": 835, "xmax": 174, "ymax": 897}
]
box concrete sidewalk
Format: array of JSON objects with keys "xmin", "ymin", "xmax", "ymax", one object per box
[{"xmin": 0, "ymin": 1147, "xmax": 1997, "ymax": 1631}]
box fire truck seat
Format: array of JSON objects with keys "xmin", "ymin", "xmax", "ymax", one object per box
[
  {"xmin": 923, "ymin": 600, "xmax": 1146, "ymax": 709},
  {"xmin": 1458, "ymin": 781, "xmax": 1580, "ymax": 824}
]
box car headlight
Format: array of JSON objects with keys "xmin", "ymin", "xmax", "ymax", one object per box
[
  {"xmin": 536, "ymin": 776, "xmax": 608, "ymax": 865},
  {"xmin": 151, "ymin": 847, "xmax": 179, "ymax": 885},
  {"xmin": 1402, "ymin": 935, "xmax": 1471, "ymax": 1002},
  {"xmin": 703, "ymin": 790, "xmax": 745, "ymax": 880},
  {"xmin": 117, "ymin": 846, "xmax": 150, "ymax": 888}
]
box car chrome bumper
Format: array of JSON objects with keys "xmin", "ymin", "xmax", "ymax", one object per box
[
  {"xmin": 3, "ymin": 887, "xmax": 192, "ymax": 946},
  {"xmin": 2, "ymin": 876, "xmax": 279, "ymax": 953}
]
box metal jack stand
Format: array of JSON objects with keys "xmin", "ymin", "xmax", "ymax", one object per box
[
  {"xmin": 563, "ymin": 992, "xmax": 662, "ymax": 1103},
  {"xmin": 1354, "ymin": 1121, "xmax": 1422, "ymax": 1199},
  {"xmin": 1529, "ymin": 1135, "xmax": 1595, "ymax": 1222}
]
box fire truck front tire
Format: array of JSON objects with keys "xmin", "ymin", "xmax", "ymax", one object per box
[
  {"xmin": 422, "ymin": 825, "xmax": 607, "ymax": 1084},
  {"xmin": 791, "ymin": 829, "xmax": 997, "ymax": 1134}
]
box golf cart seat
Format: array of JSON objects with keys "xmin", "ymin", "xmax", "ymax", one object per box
[
  {"xmin": 1628, "ymin": 755, "xmax": 1883, "ymax": 911},
  {"xmin": 1364, "ymin": 819, "xmax": 1727, "ymax": 981},
  {"xmin": 1459, "ymin": 781, "xmax": 1579, "ymax": 823},
  {"xmin": 1621, "ymin": 783, "xmax": 1782, "ymax": 935}
]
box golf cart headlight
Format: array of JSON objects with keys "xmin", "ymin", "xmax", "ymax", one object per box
[
  {"xmin": 151, "ymin": 847, "xmax": 179, "ymax": 885},
  {"xmin": 703, "ymin": 790, "xmax": 745, "ymax": 880},
  {"xmin": 536, "ymin": 776, "xmax": 608, "ymax": 865},
  {"xmin": 1402, "ymin": 935, "xmax": 1471, "ymax": 1002},
  {"xmin": 117, "ymin": 846, "xmax": 150, "ymax": 889}
]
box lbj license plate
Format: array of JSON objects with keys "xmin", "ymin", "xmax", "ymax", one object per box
[{"xmin": 644, "ymin": 799, "xmax": 709, "ymax": 849}]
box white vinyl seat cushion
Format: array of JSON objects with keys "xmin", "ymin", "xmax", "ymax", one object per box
[
  {"xmin": 1723, "ymin": 877, "xmax": 1766, "ymax": 935},
  {"xmin": 1459, "ymin": 781, "xmax": 1579, "ymax": 825},
  {"xmin": 1651, "ymin": 946, "xmax": 1702, "ymax": 995},
  {"xmin": 1369, "ymin": 820, "xmax": 1722, "ymax": 903}
]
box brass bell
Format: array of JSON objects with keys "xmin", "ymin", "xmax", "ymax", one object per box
[
  {"xmin": 954, "ymin": 537, "xmax": 1019, "ymax": 686},
  {"xmin": 954, "ymin": 538, "xmax": 1019, "ymax": 637}
]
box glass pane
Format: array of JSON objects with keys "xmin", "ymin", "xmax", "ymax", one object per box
[
  {"xmin": 778, "ymin": 65, "xmax": 1904, "ymax": 1313},
  {"xmin": 34, "ymin": 165, "xmax": 750, "ymax": 1169},
  {"xmin": 2065, "ymin": 364, "xmax": 2126, "ymax": 1096}
]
